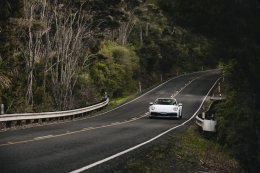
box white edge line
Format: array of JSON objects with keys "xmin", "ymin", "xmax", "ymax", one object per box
[{"xmin": 70, "ymin": 77, "xmax": 221, "ymax": 173}]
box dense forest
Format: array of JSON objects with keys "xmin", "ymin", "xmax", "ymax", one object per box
[
  {"xmin": 0, "ymin": 0, "xmax": 259, "ymax": 172},
  {"xmin": 0, "ymin": 0, "xmax": 216, "ymax": 112},
  {"xmin": 158, "ymin": 0, "xmax": 260, "ymax": 172}
]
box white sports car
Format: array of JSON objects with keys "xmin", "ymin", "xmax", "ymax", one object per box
[{"xmin": 149, "ymin": 98, "xmax": 183, "ymax": 119}]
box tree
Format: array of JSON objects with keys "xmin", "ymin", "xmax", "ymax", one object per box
[
  {"xmin": 0, "ymin": 0, "xmax": 24, "ymax": 109},
  {"xmin": 14, "ymin": 0, "xmax": 97, "ymax": 110}
]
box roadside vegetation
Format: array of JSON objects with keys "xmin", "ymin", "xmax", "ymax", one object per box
[
  {"xmin": 115, "ymin": 126, "xmax": 244, "ymax": 173},
  {"xmin": 0, "ymin": 0, "xmax": 216, "ymax": 113}
]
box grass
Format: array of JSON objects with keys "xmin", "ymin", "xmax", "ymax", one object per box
[
  {"xmin": 109, "ymin": 93, "xmax": 139, "ymax": 108},
  {"xmin": 114, "ymin": 126, "xmax": 244, "ymax": 173}
]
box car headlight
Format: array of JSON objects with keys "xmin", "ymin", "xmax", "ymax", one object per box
[
  {"xmin": 150, "ymin": 106, "xmax": 155, "ymax": 110},
  {"xmin": 173, "ymin": 107, "xmax": 178, "ymax": 111}
]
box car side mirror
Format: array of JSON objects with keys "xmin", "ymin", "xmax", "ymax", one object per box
[
  {"xmin": 150, "ymin": 102, "xmax": 154, "ymax": 105},
  {"xmin": 178, "ymin": 103, "xmax": 182, "ymax": 106}
]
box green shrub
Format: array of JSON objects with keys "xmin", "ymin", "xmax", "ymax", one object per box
[{"xmin": 90, "ymin": 41, "xmax": 140, "ymax": 98}]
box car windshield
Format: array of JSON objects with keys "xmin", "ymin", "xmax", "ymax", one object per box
[{"xmin": 155, "ymin": 99, "xmax": 176, "ymax": 105}]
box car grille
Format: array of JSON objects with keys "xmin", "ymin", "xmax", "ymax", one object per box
[{"xmin": 151, "ymin": 112, "xmax": 178, "ymax": 117}]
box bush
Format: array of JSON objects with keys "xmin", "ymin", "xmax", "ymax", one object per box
[{"xmin": 90, "ymin": 41, "xmax": 140, "ymax": 98}]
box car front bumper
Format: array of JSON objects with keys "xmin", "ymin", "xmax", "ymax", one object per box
[{"xmin": 150, "ymin": 112, "xmax": 178, "ymax": 117}]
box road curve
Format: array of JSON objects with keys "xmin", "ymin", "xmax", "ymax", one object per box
[{"xmin": 0, "ymin": 70, "xmax": 221, "ymax": 173}]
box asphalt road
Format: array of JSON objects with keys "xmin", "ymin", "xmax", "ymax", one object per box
[{"xmin": 0, "ymin": 70, "xmax": 221, "ymax": 173}]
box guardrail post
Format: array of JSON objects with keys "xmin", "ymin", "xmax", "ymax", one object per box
[
  {"xmin": 16, "ymin": 120, "xmax": 22, "ymax": 126},
  {"xmin": 1, "ymin": 104, "xmax": 4, "ymax": 115},
  {"xmin": 6, "ymin": 121, "xmax": 11, "ymax": 128}
]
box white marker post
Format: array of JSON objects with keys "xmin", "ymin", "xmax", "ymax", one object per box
[
  {"xmin": 202, "ymin": 112, "xmax": 205, "ymax": 119},
  {"xmin": 139, "ymin": 82, "xmax": 142, "ymax": 92}
]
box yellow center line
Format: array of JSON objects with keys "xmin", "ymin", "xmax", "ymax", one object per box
[
  {"xmin": 0, "ymin": 75, "xmax": 202, "ymax": 148},
  {"xmin": 0, "ymin": 113, "xmax": 149, "ymax": 148},
  {"xmin": 172, "ymin": 76, "xmax": 200, "ymax": 98}
]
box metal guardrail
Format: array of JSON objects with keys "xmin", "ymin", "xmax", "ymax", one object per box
[
  {"xmin": 0, "ymin": 98, "xmax": 109, "ymax": 122},
  {"xmin": 196, "ymin": 116, "xmax": 204, "ymax": 128},
  {"xmin": 196, "ymin": 113, "xmax": 217, "ymax": 132},
  {"xmin": 196, "ymin": 115, "xmax": 217, "ymax": 132},
  {"xmin": 196, "ymin": 100, "xmax": 219, "ymax": 132}
]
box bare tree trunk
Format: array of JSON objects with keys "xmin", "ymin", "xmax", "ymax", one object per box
[
  {"xmin": 117, "ymin": 1, "xmax": 136, "ymax": 46},
  {"xmin": 118, "ymin": 21, "xmax": 135, "ymax": 46},
  {"xmin": 139, "ymin": 25, "xmax": 143, "ymax": 47},
  {"xmin": 24, "ymin": 1, "xmax": 36, "ymax": 106},
  {"xmin": 22, "ymin": 0, "xmax": 51, "ymax": 107},
  {"xmin": 20, "ymin": 0, "xmax": 93, "ymax": 110},
  {"xmin": 145, "ymin": 22, "xmax": 149, "ymax": 37},
  {"xmin": 49, "ymin": 3, "xmax": 90, "ymax": 110}
]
